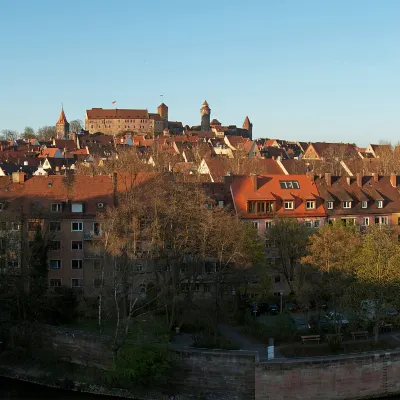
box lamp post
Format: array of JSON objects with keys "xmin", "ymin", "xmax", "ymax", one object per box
[{"xmin": 280, "ymin": 290, "xmax": 284, "ymax": 314}]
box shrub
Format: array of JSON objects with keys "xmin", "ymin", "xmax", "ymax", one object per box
[{"xmin": 108, "ymin": 345, "xmax": 176, "ymax": 388}]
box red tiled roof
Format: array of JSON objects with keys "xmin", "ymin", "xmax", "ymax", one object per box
[
  {"xmin": 231, "ymin": 175, "xmax": 325, "ymax": 218},
  {"xmin": 86, "ymin": 108, "xmax": 149, "ymax": 120},
  {"xmin": 56, "ymin": 108, "xmax": 68, "ymax": 125}
]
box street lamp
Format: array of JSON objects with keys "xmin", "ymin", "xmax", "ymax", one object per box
[{"xmin": 280, "ymin": 290, "xmax": 284, "ymax": 314}]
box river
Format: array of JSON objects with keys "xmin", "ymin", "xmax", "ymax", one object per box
[{"xmin": 1, "ymin": 376, "xmax": 400, "ymax": 399}]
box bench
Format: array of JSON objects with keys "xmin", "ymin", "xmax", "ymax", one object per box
[
  {"xmin": 326, "ymin": 333, "xmax": 343, "ymax": 342},
  {"xmin": 301, "ymin": 335, "xmax": 320, "ymax": 344},
  {"xmin": 351, "ymin": 331, "xmax": 368, "ymax": 340},
  {"xmin": 380, "ymin": 324, "xmax": 393, "ymax": 333}
]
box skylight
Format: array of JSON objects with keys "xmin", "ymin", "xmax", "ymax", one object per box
[{"xmin": 280, "ymin": 181, "xmax": 300, "ymax": 189}]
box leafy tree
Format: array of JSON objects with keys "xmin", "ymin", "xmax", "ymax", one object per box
[
  {"xmin": 22, "ymin": 126, "xmax": 36, "ymax": 139},
  {"xmin": 302, "ymin": 222, "xmax": 361, "ymax": 333},
  {"xmin": 353, "ymin": 225, "xmax": 400, "ymax": 341},
  {"xmin": 267, "ymin": 218, "xmax": 311, "ymax": 293}
]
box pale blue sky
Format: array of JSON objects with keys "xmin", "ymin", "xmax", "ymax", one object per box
[{"xmin": 1, "ymin": 0, "xmax": 400, "ymax": 145}]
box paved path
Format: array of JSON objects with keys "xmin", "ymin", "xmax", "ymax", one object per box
[{"xmin": 217, "ymin": 324, "xmax": 284, "ymax": 360}]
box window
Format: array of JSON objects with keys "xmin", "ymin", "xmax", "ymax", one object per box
[
  {"xmin": 375, "ymin": 216, "xmax": 388, "ymax": 225},
  {"xmin": 265, "ymin": 240, "xmax": 274, "ymax": 248},
  {"xmin": 205, "ymin": 263, "xmax": 215, "ymax": 274},
  {"xmin": 284, "ymin": 201, "xmax": 294, "ymax": 210},
  {"xmin": 180, "ymin": 283, "xmax": 189, "ymax": 292},
  {"xmin": 398, "ymin": 217, "xmax": 400, "ymax": 226},
  {"xmin": 328, "ymin": 218, "xmax": 335, "ymax": 225},
  {"xmin": 398, "ymin": 234, "xmax": 400, "ymax": 242},
  {"xmin": 218, "ymin": 201, "xmax": 224, "ymax": 208},
  {"xmin": 203, "ymin": 284, "xmax": 210, "ymax": 293},
  {"xmin": 362, "ymin": 217, "xmax": 369, "ymax": 226},
  {"xmin": 71, "ymin": 279, "xmax": 83, "ymax": 288},
  {"xmin": 247, "ymin": 201, "xmax": 273, "ymax": 214},
  {"xmin": 11, "ymin": 222, "xmax": 21, "ymax": 231},
  {"xmin": 71, "ymin": 222, "xmax": 83, "ymax": 231},
  {"xmin": 269, "ymin": 258, "xmax": 276, "ymax": 266},
  {"xmin": 50, "ymin": 240, "xmax": 61, "ymax": 251},
  {"xmin": 136, "ymin": 263, "xmax": 143, "ymax": 272},
  {"xmin": 93, "ymin": 222, "xmax": 102, "ymax": 236},
  {"xmin": 71, "ymin": 259, "xmax": 83, "ymax": 269},
  {"xmin": 362, "ymin": 201, "xmax": 368, "ymax": 209},
  {"xmin": 49, "ymin": 260, "xmax": 61, "ymax": 269},
  {"xmin": 265, "ymin": 221, "xmax": 274, "ymax": 229},
  {"xmin": 50, "ymin": 279, "xmax": 62, "ymax": 287},
  {"xmin": 7, "ymin": 260, "xmax": 19, "ymax": 268},
  {"xmin": 306, "ymin": 201, "xmax": 315, "ymax": 210},
  {"xmin": 93, "ymin": 278, "xmax": 103, "ymax": 288},
  {"xmin": 274, "ymin": 275, "xmax": 281, "ymax": 283},
  {"xmin": 71, "ymin": 241, "xmax": 83, "ymax": 250},
  {"xmin": 71, "ymin": 203, "xmax": 83, "ymax": 213},
  {"xmin": 305, "ymin": 221, "xmax": 312, "ymax": 228},
  {"xmin": 93, "ymin": 259, "xmax": 101, "ymax": 270},
  {"xmin": 327, "ymin": 201, "xmax": 333, "ymax": 210},
  {"xmin": 251, "ymin": 221, "xmax": 259, "ymax": 229},
  {"xmin": 313, "ymin": 220, "xmax": 320, "ymax": 228},
  {"xmin": 280, "ymin": 181, "xmax": 300, "ymax": 189},
  {"xmin": 51, "ymin": 203, "xmax": 62, "ymax": 212},
  {"xmin": 377, "ymin": 200, "xmax": 383, "ymax": 209},
  {"xmin": 342, "ymin": 201, "xmax": 352, "ymax": 209},
  {"xmin": 50, "ymin": 221, "xmax": 61, "ymax": 231},
  {"xmin": 194, "ymin": 283, "xmax": 200, "ymax": 292},
  {"xmin": 341, "ymin": 218, "xmax": 356, "ymax": 226},
  {"xmin": 0, "ymin": 202, "xmax": 5, "ymax": 211},
  {"xmin": 97, "ymin": 202, "xmax": 104, "ymax": 209}
]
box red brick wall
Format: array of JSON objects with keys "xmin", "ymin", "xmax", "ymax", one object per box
[{"xmin": 256, "ymin": 351, "xmax": 400, "ymax": 400}]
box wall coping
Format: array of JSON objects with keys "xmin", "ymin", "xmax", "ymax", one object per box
[{"xmin": 260, "ymin": 348, "xmax": 400, "ymax": 367}]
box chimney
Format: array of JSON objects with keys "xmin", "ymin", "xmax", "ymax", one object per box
[
  {"xmin": 346, "ymin": 176, "xmax": 351, "ymax": 186},
  {"xmin": 372, "ymin": 173, "xmax": 379, "ymax": 182},
  {"xmin": 12, "ymin": 171, "xmax": 25, "ymax": 184},
  {"xmin": 390, "ymin": 173, "xmax": 397, "ymax": 188},
  {"xmin": 250, "ymin": 173, "xmax": 258, "ymax": 191},
  {"xmin": 55, "ymin": 166, "xmax": 60, "ymax": 174},
  {"xmin": 224, "ymin": 172, "xmax": 234, "ymax": 191},
  {"xmin": 356, "ymin": 173, "xmax": 362, "ymax": 187},
  {"xmin": 325, "ymin": 172, "xmax": 331, "ymax": 186}
]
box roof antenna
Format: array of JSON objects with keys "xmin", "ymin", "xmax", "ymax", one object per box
[{"xmin": 160, "ymin": 94, "xmax": 163, "ymax": 103}]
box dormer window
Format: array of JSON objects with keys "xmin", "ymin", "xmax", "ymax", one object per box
[
  {"xmin": 71, "ymin": 203, "xmax": 83, "ymax": 213},
  {"xmin": 361, "ymin": 201, "xmax": 368, "ymax": 209},
  {"xmin": 280, "ymin": 180, "xmax": 299, "ymax": 189},
  {"xmin": 377, "ymin": 200, "xmax": 383, "ymax": 209},
  {"xmin": 284, "ymin": 201, "xmax": 294, "ymax": 210},
  {"xmin": 305, "ymin": 200, "xmax": 315, "ymax": 210},
  {"xmin": 326, "ymin": 201, "xmax": 333, "ymax": 210},
  {"xmin": 342, "ymin": 201, "xmax": 352, "ymax": 209}
]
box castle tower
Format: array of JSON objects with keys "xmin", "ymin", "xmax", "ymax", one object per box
[
  {"xmin": 243, "ymin": 116, "xmax": 253, "ymax": 140},
  {"xmin": 56, "ymin": 107, "xmax": 70, "ymax": 139},
  {"xmin": 200, "ymin": 100, "xmax": 211, "ymax": 131},
  {"xmin": 157, "ymin": 103, "xmax": 168, "ymax": 129}
]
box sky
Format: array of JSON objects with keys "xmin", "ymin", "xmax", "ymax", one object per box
[{"xmin": 1, "ymin": 0, "xmax": 400, "ymax": 146}]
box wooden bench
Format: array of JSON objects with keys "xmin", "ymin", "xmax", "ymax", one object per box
[
  {"xmin": 326, "ymin": 333, "xmax": 343, "ymax": 342},
  {"xmin": 380, "ymin": 324, "xmax": 393, "ymax": 333},
  {"xmin": 301, "ymin": 335, "xmax": 320, "ymax": 344},
  {"xmin": 351, "ymin": 331, "xmax": 368, "ymax": 340}
]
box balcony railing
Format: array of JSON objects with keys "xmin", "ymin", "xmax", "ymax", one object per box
[{"xmin": 83, "ymin": 231, "xmax": 103, "ymax": 240}]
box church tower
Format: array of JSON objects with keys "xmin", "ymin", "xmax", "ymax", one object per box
[
  {"xmin": 56, "ymin": 107, "xmax": 70, "ymax": 139},
  {"xmin": 243, "ymin": 116, "xmax": 253, "ymax": 140},
  {"xmin": 157, "ymin": 103, "xmax": 168, "ymax": 129},
  {"xmin": 200, "ymin": 100, "xmax": 211, "ymax": 131}
]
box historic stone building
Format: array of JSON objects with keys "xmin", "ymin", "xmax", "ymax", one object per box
[
  {"xmin": 56, "ymin": 107, "xmax": 70, "ymax": 139},
  {"xmin": 200, "ymin": 100, "xmax": 211, "ymax": 131}
]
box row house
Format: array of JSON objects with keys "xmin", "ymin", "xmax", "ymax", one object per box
[
  {"xmin": 315, "ymin": 172, "xmax": 400, "ymax": 232},
  {"xmin": 229, "ymin": 174, "xmax": 326, "ymax": 295}
]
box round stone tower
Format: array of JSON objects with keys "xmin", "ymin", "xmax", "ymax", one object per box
[{"xmin": 200, "ymin": 100, "xmax": 211, "ymax": 131}]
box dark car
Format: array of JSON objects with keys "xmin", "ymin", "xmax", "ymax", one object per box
[
  {"xmin": 285, "ymin": 302, "xmax": 299, "ymax": 312},
  {"xmin": 268, "ymin": 304, "xmax": 279, "ymax": 314}
]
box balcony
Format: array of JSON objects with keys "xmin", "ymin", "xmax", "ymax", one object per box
[{"xmin": 83, "ymin": 231, "xmax": 102, "ymax": 240}]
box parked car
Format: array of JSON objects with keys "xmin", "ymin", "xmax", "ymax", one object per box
[
  {"xmin": 290, "ymin": 317, "xmax": 310, "ymax": 330},
  {"xmin": 325, "ymin": 312, "xmax": 350, "ymax": 325},
  {"xmin": 268, "ymin": 304, "xmax": 279, "ymax": 314}
]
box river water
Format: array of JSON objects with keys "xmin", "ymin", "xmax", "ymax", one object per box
[{"xmin": 1, "ymin": 376, "xmax": 399, "ymax": 399}]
